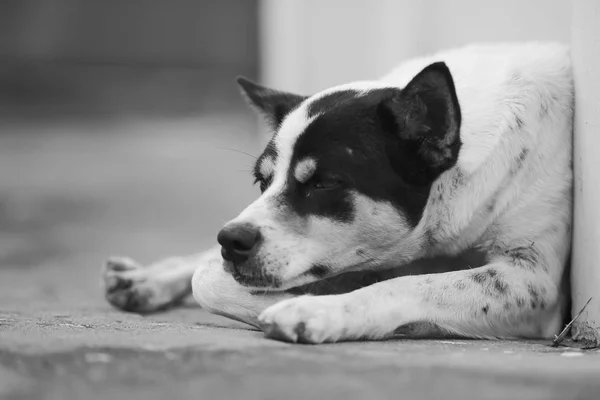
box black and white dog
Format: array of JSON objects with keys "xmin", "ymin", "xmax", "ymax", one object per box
[{"xmin": 103, "ymin": 42, "xmax": 574, "ymax": 344}]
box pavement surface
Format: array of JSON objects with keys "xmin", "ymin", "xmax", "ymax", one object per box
[{"xmin": 1, "ymin": 115, "xmax": 600, "ymax": 400}]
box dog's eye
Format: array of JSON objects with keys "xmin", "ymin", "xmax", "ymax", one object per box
[{"xmin": 311, "ymin": 178, "xmax": 340, "ymax": 191}]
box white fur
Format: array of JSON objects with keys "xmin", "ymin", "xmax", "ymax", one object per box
[
  {"xmin": 293, "ymin": 158, "xmax": 317, "ymax": 183},
  {"xmin": 258, "ymin": 157, "xmax": 275, "ymax": 179}
]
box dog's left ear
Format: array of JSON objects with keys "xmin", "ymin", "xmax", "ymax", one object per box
[
  {"xmin": 237, "ymin": 77, "xmax": 308, "ymax": 130},
  {"xmin": 378, "ymin": 62, "xmax": 462, "ymax": 184}
]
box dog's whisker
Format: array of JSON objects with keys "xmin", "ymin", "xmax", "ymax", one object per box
[{"xmin": 216, "ymin": 147, "xmax": 258, "ymax": 160}]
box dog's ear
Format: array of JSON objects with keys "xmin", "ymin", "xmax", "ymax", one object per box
[
  {"xmin": 378, "ymin": 62, "xmax": 462, "ymax": 185},
  {"xmin": 237, "ymin": 77, "xmax": 308, "ymax": 129}
]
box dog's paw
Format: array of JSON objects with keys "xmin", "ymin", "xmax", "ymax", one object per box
[
  {"xmin": 102, "ymin": 256, "xmax": 173, "ymax": 313},
  {"xmin": 257, "ymin": 296, "xmax": 348, "ymax": 344}
]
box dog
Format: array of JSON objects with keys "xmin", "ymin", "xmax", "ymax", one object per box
[{"xmin": 102, "ymin": 42, "xmax": 574, "ymax": 344}]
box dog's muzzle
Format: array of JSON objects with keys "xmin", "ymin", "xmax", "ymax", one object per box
[{"xmin": 217, "ymin": 222, "xmax": 282, "ymax": 288}]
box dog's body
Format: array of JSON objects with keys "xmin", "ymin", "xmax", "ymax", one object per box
[{"xmin": 103, "ymin": 42, "xmax": 574, "ymax": 344}]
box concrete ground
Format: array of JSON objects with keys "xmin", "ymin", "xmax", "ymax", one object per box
[{"xmin": 1, "ymin": 115, "xmax": 600, "ymax": 400}]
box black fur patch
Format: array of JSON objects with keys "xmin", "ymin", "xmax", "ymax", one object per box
[
  {"xmin": 286, "ymin": 89, "xmax": 440, "ymax": 224},
  {"xmin": 471, "ymin": 272, "xmax": 487, "ymax": 284},
  {"xmin": 253, "ymin": 139, "xmax": 277, "ymax": 191},
  {"xmin": 254, "ymin": 63, "xmax": 462, "ymax": 226},
  {"xmin": 493, "ymin": 278, "xmax": 508, "ymax": 295},
  {"xmin": 510, "ymin": 148, "xmax": 530, "ymax": 175},
  {"xmin": 307, "ymin": 90, "xmax": 359, "ymax": 117},
  {"xmin": 516, "ymin": 297, "xmax": 525, "ymax": 308},
  {"xmin": 516, "ymin": 115, "xmax": 525, "ymax": 130},
  {"xmin": 518, "ymin": 148, "xmax": 529, "ymax": 163},
  {"xmin": 470, "ymin": 269, "xmax": 509, "ymax": 297},
  {"xmin": 528, "ymin": 283, "xmax": 540, "ymax": 309}
]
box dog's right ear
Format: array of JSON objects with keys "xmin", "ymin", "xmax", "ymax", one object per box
[
  {"xmin": 237, "ymin": 77, "xmax": 307, "ymax": 129},
  {"xmin": 377, "ymin": 62, "xmax": 462, "ymax": 186}
]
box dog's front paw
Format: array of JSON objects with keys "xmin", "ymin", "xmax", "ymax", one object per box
[
  {"xmin": 257, "ymin": 296, "xmax": 348, "ymax": 344},
  {"xmin": 102, "ymin": 257, "xmax": 176, "ymax": 313}
]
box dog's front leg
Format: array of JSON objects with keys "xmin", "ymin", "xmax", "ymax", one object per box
[
  {"xmin": 258, "ymin": 262, "xmax": 563, "ymax": 343},
  {"xmin": 103, "ymin": 248, "xmax": 217, "ymax": 313}
]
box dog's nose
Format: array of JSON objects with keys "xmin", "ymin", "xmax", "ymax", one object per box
[{"xmin": 217, "ymin": 222, "xmax": 260, "ymax": 264}]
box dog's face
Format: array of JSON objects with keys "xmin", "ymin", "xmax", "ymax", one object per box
[{"xmin": 218, "ymin": 63, "xmax": 462, "ymax": 290}]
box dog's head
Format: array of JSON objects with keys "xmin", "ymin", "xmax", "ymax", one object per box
[{"xmin": 218, "ymin": 62, "xmax": 462, "ymax": 290}]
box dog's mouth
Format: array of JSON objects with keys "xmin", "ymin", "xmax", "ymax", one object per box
[
  {"xmin": 224, "ymin": 259, "xmax": 384, "ymax": 297},
  {"xmin": 224, "ymin": 261, "xmax": 321, "ymax": 292},
  {"xmin": 224, "ymin": 261, "xmax": 283, "ymax": 290}
]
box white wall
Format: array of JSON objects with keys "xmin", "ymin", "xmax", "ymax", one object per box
[
  {"xmin": 571, "ymin": 0, "xmax": 600, "ymax": 345},
  {"xmin": 259, "ymin": 0, "xmax": 571, "ymax": 93}
]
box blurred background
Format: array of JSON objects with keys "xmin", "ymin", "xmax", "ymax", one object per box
[{"xmin": 0, "ymin": 0, "xmax": 571, "ymax": 309}]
